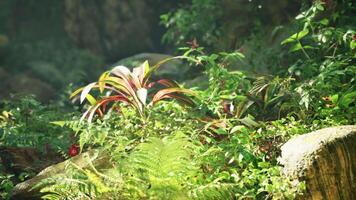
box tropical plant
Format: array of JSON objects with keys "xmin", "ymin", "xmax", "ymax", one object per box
[
  {"xmin": 70, "ymin": 60, "xmax": 196, "ymax": 122},
  {"xmin": 248, "ymin": 76, "xmax": 305, "ymax": 120}
]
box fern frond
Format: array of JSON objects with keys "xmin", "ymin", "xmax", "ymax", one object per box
[
  {"xmin": 188, "ymin": 182, "xmax": 236, "ymax": 200},
  {"xmin": 122, "ymin": 133, "xmax": 198, "ymax": 199},
  {"xmin": 37, "ymin": 133, "xmax": 235, "ymax": 200}
]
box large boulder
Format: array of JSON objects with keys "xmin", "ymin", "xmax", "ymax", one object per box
[
  {"xmin": 10, "ymin": 150, "xmax": 109, "ymax": 200},
  {"xmin": 0, "ymin": 146, "xmax": 62, "ymax": 176},
  {"xmin": 3, "ymin": 73, "xmax": 55, "ymax": 102},
  {"xmin": 278, "ymin": 125, "xmax": 356, "ymax": 200},
  {"xmin": 0, "ymin": 69, "xmax": 55, "ymax": 101},
  {"xmin": 64, "ymin": 0, "xmax": 176, "ymax": 60},
  {"xmin": 114, "ymin": 53, "xmax": 191, "ymax": 81}
]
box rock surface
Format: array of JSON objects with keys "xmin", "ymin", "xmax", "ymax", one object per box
[
  {"xmin": 0, "ymin": 146, "xmax": 62, "ymax": 175},
  {"xmin": 64, "ymin": 0, "xmax": 155, "ymax": 58},
  {"xmin": 279, "ymin": 125, "xmax": 356, "ymax": 200},
  {"xmin": 115, "ymin": 53, "xmax": 190, "ymax": 81},
  {"xmin": 10, "ymin": 150, "xmax": 109, "ymax": 200},
  {"xmin": 5, "ymin": 73, "xmax": 55, "ymax": 102}
]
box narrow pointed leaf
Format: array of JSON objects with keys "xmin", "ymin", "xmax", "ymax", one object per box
[
  {"xmin": 80, "ymin": 82, "xmax": 97, "ymax": 103},
  {"xmin": 152, "ymin": 87, "xmax": 195, "ymax": 104},
  {"xmin": 159, "ymin": 93, "xmax": 195, "ymax": 106},
  {"xmin": 136, "ymin": 88, "xmax": 147, "ymax": 105},
  {"xmin": 133, "ymin": 60, "xmax": 149, "ymax": 84},
  {"xmin": 156, "ymin": 79, "xmax": 180, "ymax": 87},
  {"xmin": 85, "ymin": 94, "xmax": 97, "ymax": 106},
  {"xmin": 70, "ymin": 86, "xmax": 85, "ymax": 99},
  {"xmin": 98, "ymin": 71, "xmax": 110, "ymax": 93},
  {"xmin": 111, "ymin": 65, "xmax": 131, "ymax": 77}
]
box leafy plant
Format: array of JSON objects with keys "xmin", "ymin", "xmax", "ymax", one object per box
[
  {"xmin": 281, "ymin": 0, "xmax": 355, "ymax": 123},
  {"xmin": 248, "ymin": 76, "xmax": 305, "ymax": 120},
  {"xmin": 0, "ymin": 166, "xmax": 14, "ymax": 200},
  {"xmin": 37, "ymin": 133, "xmax": 235, "ymax": 200},
  {"xmin": 0, "ymin": 96, "xmax": 73, "ymax": 152},
  {"xmin": 71, "ymin": 60, "xmax": 195, "ymax": 122},
  {"xmin": 8, "ymin": 1, "xmax": 354, "ymax": 200}
]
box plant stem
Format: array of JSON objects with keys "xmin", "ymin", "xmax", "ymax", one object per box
[{"xmin": 298, "ymin": 40, "xmax": 311, "ymax": 60}]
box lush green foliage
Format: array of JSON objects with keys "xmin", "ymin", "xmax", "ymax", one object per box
[
  {"xmin": 0, "ymin": 96, "xmax": 73, "ymax": 151},
  {"xmin": 0, "ymin": 96, "xmax": 77, "ymax": 199},
  {"xmin": 161, "ymin": 0, "xmax": 300, "ymax": 51},
  {"xmin": 281, "ymin": 0, "xmax": 355, "ymax": 124},
  {"xmin": 0, "ymin": 166, "xmax": 14, "ymax": 200},
  {"xmin": 1, "ymin": 1, "xmax": 354, "ymax": 199},
  {"xmin": 41, "ymin": 104, "xmax": 309, "ymax": 200},
  {"xmin": 32, "ymin": 1, "xmax": 355, "ymax": 199}
]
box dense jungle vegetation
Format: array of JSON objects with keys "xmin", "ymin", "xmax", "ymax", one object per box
[{"xmin": 0, "ymin": 0, "xmax": 355, "ymax": 199}]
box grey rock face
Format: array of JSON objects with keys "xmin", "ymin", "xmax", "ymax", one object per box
[{"xmin": 279, "ymin": 125, "xmax": 356, "ymax": 200}]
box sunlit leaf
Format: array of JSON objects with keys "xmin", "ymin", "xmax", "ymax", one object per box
[
  {"xmin": 80, "ymin": 82, "xmax": 97, "ymax": 103},
  {"xmin": 152, "ymin": 88, "xmax": 195, "ymax": 104},
  {"xmin": 98, "ymin": 71, "xmax": 110, "ymax": 93},
  {"xmin": 86, "ymin": 94, "xmax": 97, "ymax": 105},
  {"xmin": 281, "ymin": 29, "xmax": 309, "ymax": 45},
  {"xmin": 289, "ymin": 43, "xmax": 302, "ymax": 52},
  {"xmin": 136, "ymin": 88, "xmax": 147, "ymax": 105},
  {"xmin": 111, "ymin": 65, "xmax": 131, "ymax": 77}
]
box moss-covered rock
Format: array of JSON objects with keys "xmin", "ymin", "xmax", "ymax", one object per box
[{"xmin": 10, "ymin": 150, "xmax": 109, "ymax": 200}]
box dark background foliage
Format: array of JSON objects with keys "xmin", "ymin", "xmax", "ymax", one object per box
[{"xmin": 0, "ymin": 0, "xmax": 308, "ymax": 102}]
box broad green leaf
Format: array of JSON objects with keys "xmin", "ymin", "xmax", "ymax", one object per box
[
  {"xmin": 303, "ymin": 45, "xmax": 314, "ymax": 49},
  {"xmin": 281, "ymin": 29, "xmax": 309, "ymax": 45},
  {"xmin": 320, "ymin": 18, "xmax": 329, "ymax": 25},
  {"xmin": 230, "ymin": 126, "xmax": 245, "ymax": 134},
  {"xmin": 258, "ymin": 162, "xmax": 270, "ymax": 168},
  {"xmin": 331, "ymin": 94, "xmax": 339, "ymax": 104},
  {"xmin": 236, "ymin": 100, "xmax": 254, "ymax": 118},
  {"xmin": 350, "ymin": 40, "xmax": 356, "ymax": 50},
  {"xmin": 238, "ymin": 115, "xmax": 259, "ymax": 128},
  {"xmin": 86, "ymin": 94, "xmax": 97, "ymax": 105},
  {"xmin": 289, "ymin": 43, "xmax": 302, "ymax": 52},
  {"xmin": 50, "ymin": 121, "xmax": 66, "ymax": 127},
  {"xmin": 339, "ymin": 91, "xmax": 356, "ymax": 108},
  {"xmin": 316, "ymin": 3, "xmax": 324, "ymax": 11}
]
